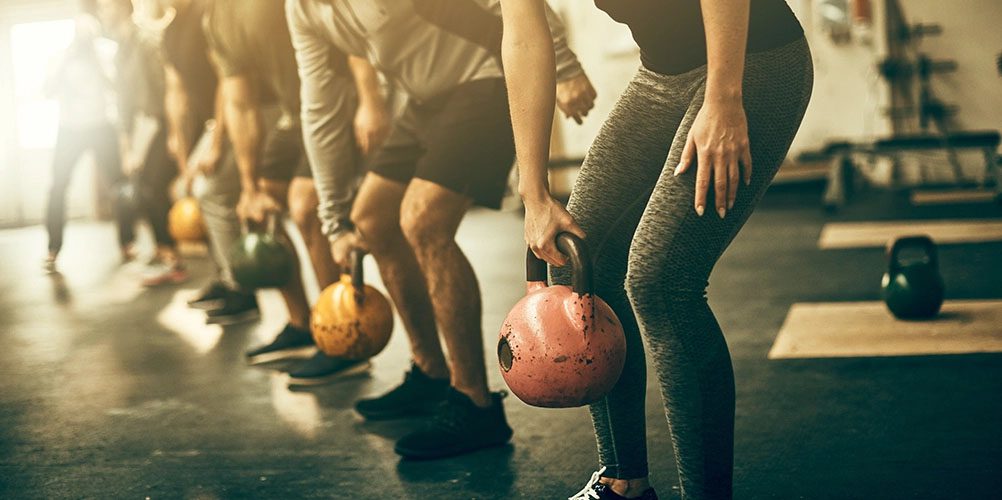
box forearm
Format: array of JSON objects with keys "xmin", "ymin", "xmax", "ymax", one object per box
[
  {"xmin": 210, "ymin": 85, "xmax": 227, "ymax": 149},
  {"xmin": 223, "ymin": 99, "xmax": 261, "ymax": 193},
  {"xmin": 348, "ymin": 56, "xmax": 385, "ymax": 110},
  {"xmin": 500, "ymin": 0, "xmax": 556, "ymax": 201},
  {"xmin": 164, "ymin": 73, "xmax": 191, "ymax": 172},
  {"xmin": 700, "ymin": 0, "xmax": 750, "ymax": 103}
]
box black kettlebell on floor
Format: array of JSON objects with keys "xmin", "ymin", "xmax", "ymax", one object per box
[
  {"xmin": 229, "ymin": 213, "xmax": 294, "ymax": 290},
  {"xmin": 881, "ymin": 235, "xmax": 945, "ymax": 320}
]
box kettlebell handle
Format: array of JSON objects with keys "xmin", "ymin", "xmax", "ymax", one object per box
[
  {"xmin": 350, "ymin": 247, "xmax": 366, "ymax": 292},
  {"xmin": 525, "ymin": 233, "xmax": 593, "ymax": 295},
  {"xmin": 239, "ymin": 212, "xmax": 280, "ymax": 237},
  {"xmin": 888, "ymin": 235, "xmax": 938, "ymax": 273}
]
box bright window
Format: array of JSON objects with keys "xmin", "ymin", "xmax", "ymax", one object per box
[{"xmin": 10, "ymin": 19, "xmax": 76, "ymax": 149}]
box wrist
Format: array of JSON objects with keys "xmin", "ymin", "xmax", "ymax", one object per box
[
  {"xmin": 519, "ymin": 184, "xmax": 552, "ymax": 205},
  {"xmin": 704, "ymin": 85, "xmax": 743, "ymax": 105}
]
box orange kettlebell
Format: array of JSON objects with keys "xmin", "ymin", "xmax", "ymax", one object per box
[
  {"xmin": 311, "ymin": 249, "xmax": 393, "ymax": 360},
  {"xmin": 168, "ymin": 196, "xmax": 206, "ymax": 242}
]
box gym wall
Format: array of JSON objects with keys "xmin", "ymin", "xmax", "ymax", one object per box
[
  {"xmin": 902, "ymin": 0, "xmax": 1002, "ymax": 133},
  {"xmin": 0, "ymin": 0, "xmax": 90, "ymax": 227}
]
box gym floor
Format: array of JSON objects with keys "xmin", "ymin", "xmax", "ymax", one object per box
[{"xmin": 1, "ymin": 185, "xmax": 1000, "ymax": 499}]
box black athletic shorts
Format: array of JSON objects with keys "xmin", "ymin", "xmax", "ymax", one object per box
[
  {"xmin": 368, "ymin": 78, "xmax": 515, "ymax": 209},
  {"xmin": 259, "ymin": 116, "xmax": 312, "ymax": 182}
]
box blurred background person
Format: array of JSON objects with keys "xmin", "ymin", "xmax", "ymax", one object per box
[
  {"xmin": 160, "ymin": 0, "xmax": 258, "ymax": 321},
  {"xmin": 96, "ymin": 0, "xmax": 187, "ymax": 286},
  {"xmin": 43, "ymin": 12, "xmax": 135, "ymax": 272}
]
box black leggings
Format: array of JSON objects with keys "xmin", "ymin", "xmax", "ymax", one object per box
[
  {"xmin": 46, "ymin": 124, "xmax": 133, "ymax": 254},
  {"xmin": 554, "ymin": 39, "xmax": 813, "ymax": 499}
]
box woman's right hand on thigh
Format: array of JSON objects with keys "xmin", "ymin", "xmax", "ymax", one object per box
[{"xmin": 523, "ymin": 195, "xmax": 586, "ymax": 267}]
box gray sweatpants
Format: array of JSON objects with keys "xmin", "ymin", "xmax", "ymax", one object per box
[
  {"xmin": 194, "ymin": 130, "xmax": 242, "ymax": 290},
  {"xmin": 554, "ymin": 38, "xmax": 813, "ymax": 499}
]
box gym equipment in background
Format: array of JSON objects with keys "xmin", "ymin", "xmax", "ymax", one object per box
[
  {"xmin": 881, "ymin": 235, "xmax": 945, "ymax": 320},
  {"xmin": 498, "ymin": 234, "xmax": 626, "ymax": 408},
  {"xmin": 229, "ymin": 214, "xmax": 294, "ymax": 290},
  {"xmin": 311, "ymin": 249, "xmax": 393, "ymax": 360},
  {"xmin": 798, "ymin": 0, "xmax": 1001, "ymax": 211},
  {"xmin": 167, "ymin": 197, "xmax": 206, "ymax": 242}
]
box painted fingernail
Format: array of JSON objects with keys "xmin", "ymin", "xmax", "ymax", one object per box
[
  {"xmin": 728, "ymin": 200, "xmax": 734, "ymax": 210},
  {"xmin": 674, "ymin": 164, "xmax": 683, "ymax": 176},
  {"xmin": 717, "ymin": 207, "xmax": 726, "ymax": 218},
  {"xmin": 696, "ymin": 205, "xmax": 705, "ymax": 216}
]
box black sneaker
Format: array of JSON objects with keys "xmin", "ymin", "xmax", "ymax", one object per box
[
  {"xmin": 569, "ymin": 469, "xmax": 659, "ymax": 500},
  {"xmin": 287, "ymin": 352, "xmax": 371, "ymax": 387},
  {"xmin": 394, "ymin": 388, "xmax": 513, "ymax": 460},
  {"xmin": 188, "ymin": 281, "xmax": 229, "ymax": 309},
  {"xmin": 355, "ymin": 363, "xmax": 450, "ymax": 420},
  {"xmin": 245, "ymin": 324, "xmax": 316, "ymax": 364},
  {"xmin": 205, "ymin": 291, "xmax": 260, "ymax": 325}
]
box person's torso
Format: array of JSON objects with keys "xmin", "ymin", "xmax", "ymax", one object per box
[
  {"xmin": 594, "ymin": 0, "xmax": 804, "ymax": 75},
  {"xmin": 162, "ymin": 0, "xmax": 217, "ymax": 125},
  {"xmin": 57, "ymin": 52, "xmax": 111, "ymax": 128},
  {"xmin": 115, "ymin": 34, "xmax": 166, "ymax": 118},
  {"xmin": 308, "ymin": 0, "xmax": 504, "ymax": 102},
  {"xmin": 206, "ymin": 0, "xmax": 301, "ymax": 115}
]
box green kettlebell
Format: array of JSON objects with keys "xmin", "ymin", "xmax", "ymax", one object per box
[
  {"xmin": 229, "ymin": 214, "xmax": 294, "ymax": 290},
  {"xmin": 881, "ymin": 235, "xmax": 945, "ymax": 320}
]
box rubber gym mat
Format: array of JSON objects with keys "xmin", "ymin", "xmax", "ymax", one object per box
[
  {"xmin": 817, "ymin": 219, "xmax": 1002, "ymax": 249},
  {"xmin": 769, "ymin": 299, "xmax": 1002, "ymax": 359}
]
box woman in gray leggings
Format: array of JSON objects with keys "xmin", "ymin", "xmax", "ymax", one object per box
[{"xmin": 499, "ymin": 1, "xmax": 812, "ymax": 499}]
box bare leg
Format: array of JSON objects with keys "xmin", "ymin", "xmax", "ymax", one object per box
[
  {"xmin": 351, "ymin": 173, "xmax": 449, "ymax": 379},
  {"xmin": 260, "ymin": 178, "xmax": 310, "ymax": 330},
  {"xmin": 399, "ymin": 179, "xmax": 488, "ymax": 407},
  {"xmin": 288, "ymin": 177, "xmax": 340, "ymax": 289}
]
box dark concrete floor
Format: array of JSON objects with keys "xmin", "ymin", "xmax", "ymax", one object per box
[{"xmin": 1, "ymin": 186, "xmax": 1000, "ymax": 499}]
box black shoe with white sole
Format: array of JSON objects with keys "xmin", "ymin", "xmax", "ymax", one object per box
[
  {"xmin": 245, "ymin": 324, "xmax": 315, "ymax": 364},
  {"xmin": 188, "ymin": 281, "xmax": 229, "ymax": 310},
  {"xmin": 355, "ymin": 363, "xmax": 450, "ymax": 420},
  {"xmin": 205, "ymin": 291, "xmax": 260, "ymax": 325},
  {"xmin": 394, "ymin": 389, "xmax": 512, "ymax": 460},
  {"xmin": 568, "ymin": 468, "xmax": 659, "ymax": 500},
  {"xmin": 287, "ymin": 352, "xmax": 371, "ymax": 387}
]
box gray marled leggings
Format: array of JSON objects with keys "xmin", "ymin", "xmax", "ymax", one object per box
[{"xmin": 554, "ymin": 38, "xmax": 812, "ymax": 499}]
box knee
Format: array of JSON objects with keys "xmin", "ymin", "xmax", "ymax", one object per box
[
  {"xmin": 399, "ymin": 207, "xmax": 450, "ymax": 253},
  {"xmin": 351, "ymin": 203, "xmax": 400, "ymax": 252},
  {"xmin": 287, "ymin": 182, "xmax": 318, "ymax": 232},
  {"xmin": 624, "ymin": 257, "xmax": 705, "ymax": 311}
]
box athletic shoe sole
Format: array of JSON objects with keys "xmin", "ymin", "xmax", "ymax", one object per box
[
  {"xmin": 206, "ymin": 308, "xmax": 261, "ymax": 326},
  {"xmin": 287, "ymin": 361, "xmax": 372, "ymax": 387},
  {"xmin": 246, "ymin": 345, "xmax": 317, "ymax": 365},
  {"xmin": 188, "ymin": 298, "xmax": 225, "ymax": 310},
  {"xmin": 356, "ymin": 403, "xmax": 442, "ymax": 421}
]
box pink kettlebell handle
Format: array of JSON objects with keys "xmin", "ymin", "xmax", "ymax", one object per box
[{"xmin": 525, "ymin": 233, "xmax": 593, "ymax": 295}]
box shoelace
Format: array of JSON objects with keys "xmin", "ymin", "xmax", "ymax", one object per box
[{"xmin": 569, "ymin": 467, "xmax": 607, "ymax": 500}]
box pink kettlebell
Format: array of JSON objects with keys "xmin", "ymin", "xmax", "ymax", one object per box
[{"xmin": 498, "ymin": 233, "xmax": 627, "ymax": 408}]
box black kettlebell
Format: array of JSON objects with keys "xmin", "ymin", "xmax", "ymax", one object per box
[
  {"xmin": 229, "ymin": 213, "xmax": 294, "ymax": 290},
  {"xmin": 881, "ymin": 235, "xmax": 945, "ymax": 320}
]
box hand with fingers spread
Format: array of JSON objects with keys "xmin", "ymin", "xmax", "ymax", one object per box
[
  {"xmin": 556, "ymin": 73, "xmax": 597, "ymax": 125},
  {"xmin": 522, "ymin": 194, "xmax": 586, "ymax": 267},
  {"xmin": 674, "ymin": 95, "xmax": 752, "ymax": 218}
]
